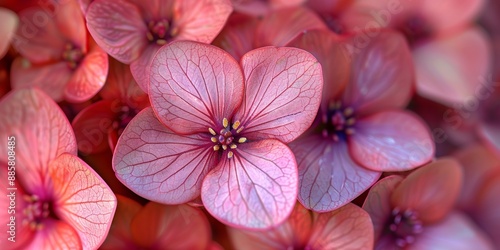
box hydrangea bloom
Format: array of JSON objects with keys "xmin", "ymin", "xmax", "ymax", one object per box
[{"xmin": 113, "ymin": 40, "xmax": 323, "ymax": 228}]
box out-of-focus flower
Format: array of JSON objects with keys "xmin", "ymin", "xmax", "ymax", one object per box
[
  {"xmin": 288, "ymin": 29, "xmax": 434, "ymax": 212},
  {"xmin": 113, "ymin": 41, "xmax": 323, "ymax": 229},
  {"xmin": 0, "ymin": 88, "xmax": 116, "ymax": 249},
  {"xmin": 231, "ymin": 0, "xmax": 305, "ymax": 16},
  {"xmin": 306, "ymin": 0, "xmax": 353, "ymax": 34},
  {"xmin": 11, "ymin": 0, "xmax": 108, "ymax": 103},
  {"xmin": 228, "ymin": 203, "xmax": 374, "ymax": 249},
  {"xmin": 0, "ymin": 7, "xmax": 18, "ymax": 60},
  {"xmin": 85, "ymin": 0, "xmax": 232, "ymax": 91}
]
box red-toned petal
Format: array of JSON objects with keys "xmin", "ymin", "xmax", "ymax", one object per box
[
  {"xmin": 349, "ymin": 110, "xmax": 434, "ymax": 172},
  {"xmin": 472, "ymin": 170, "xmax": 500, "ymax": 246},
  {"xmin": 173, "ymin": 0, "xmax": 233, "ymax": 44},
  {"xmin": 0, "ymin": 88, "xmax": 76, "ymax": 194},
  {"xmin": 413, "ymin": 27, "xmax": 491, "ymax": 106},
  {"xmin": 254, "ymin": 6, "xmax": 327, "ymax": 48},
  {"xmin": 71, "ymin": 100, "xmax": 119, "ymax": 155},
  {"xmin": 342, "ymin": 31, "xmax": 414, "ymax": 116},
  {"xmin": 479, "ymin": 124, "xmax": 500, "ymax": 156},
  {"xmin": 113, "ymin": 108, "xmax": 218, "ymax": 203},
  {"xmin": 290, "ymin": 137, "xmax": 380, "ymax": 212},
  {"xmin": 391, "ymin": 158, "xmax": 463, "ymax": 224},
  {"xmin": 212, "ymin": 13, "xmax": 258, "ymax": 61},
  {"xmin": 408, "ymin": 212, "xmax": 494, "ymax": 250},
  {"xmin": 11, "ymin": 58, "xmax": 71, "ymax": 102},
  {"xmin": 49, "ymin": 153, "xmax": 117, "ymax": 250},
  {"xmin": 130, "ymin": 44, "xmax": 161, "ymax": 93},
  {"xmin": 54, "ymin": 0, "xmax": 87, "ymax": 50},
  {"xmin": 419, "ymin": 0, "xmax": 485, "ymax": 32},
  {"xmin": 306, "ymin": 203, "xmax": 374, "ymax": 250},
  {"xmin": 201, "ymin": 139, "xmax": 298, "ymax": 229},
  {"xmin": 86, "ymin": 0, "xmax": 147, "ymax": 63},
  {"xmin": 149, "ymin": 41, "xmax": 244, "ymax": 134},
  {"xmin": 28, "ymin": 219, "xmax": 82, "ymax": 250},
  {"xmin": 235, "ymin": 46, "xmax": 323, "ymax": 143},
  {"xmin": 362, "ymin": 175, "xmax": 404, "ymax": 240},
  {"xmin": 130, "ymin": 203, "xmax": 211, "ymax": 249},
  {"xmin": 231, "ymin": 0, "xmax": 270, "ymax": 16},
  {"xmin": 77, "ymin": 0, "xmax": 93, "ymax": 13},
  {"xmin": 100, "ymin": 58, "xmax": 147, "ymax": 102},
  {"xmin": 0, "ymin": 8, "xmax": 18, "ymax": 59}
]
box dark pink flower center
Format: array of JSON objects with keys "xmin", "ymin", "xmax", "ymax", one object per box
[
  {"xmin": 62, "ymin": 43, "xmax": 84, "ymax": 70},
  {"xmin": 397, "ymin": 15, "xmax": 433, "ymax": 45},
  {"xmin": 209, "ymin": 118, "xmax": 247, "ymax": 159},
  {"xmin": 113, "ymin": 104, "xmax": 139, "ymax": 136},
  {"xmin": 320, "ymin": 101, "xmax": 356, "ymax": 141},
  {"xmin": 387, "ymin": 207, "xmax": 424, "ymax": 248},
  {"xmin": 23, "ymin": 194, "xmax": 58, "ymax": 231},
  {"xmin": 146, "ymin": 19, "xmax": 176, "ymax": 46},
  {"xmin": 320, "ymin": 13, "xmax": 344, "ymax": 34}
]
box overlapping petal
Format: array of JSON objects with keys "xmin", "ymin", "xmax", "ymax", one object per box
[{"xmin": 0, "ymin": 8, "xmax": 18, "ymax": 59}]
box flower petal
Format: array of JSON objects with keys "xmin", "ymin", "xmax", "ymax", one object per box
[
  {"xmin": 362, "ymin": 175, "xmax": 404, "ymax": 240},
  {"xmin": 349, "ymin": 110, "xmax": 434, "ymax": 172},
  {"xmin": 0, "ymin": 88, "xmax": 76, "ymax": 194},
  {"xmin": 86, "ymin": 0, "xmax": 147, "ymax": 63},
  {"xmin": 100, "ymin": 58, "xmax": 148, "ymax": 104},
  {"xmin": 149, "ymin": 40, "xmax": 244, "ymax": 134},
  {"xmin": 28, "ymin": 219, "xmax": 82, "ymax": 250},
  {"xmin": 342, "ymin": 31, "xmax": 414, "ymax": 116},
  {"xmin": 0, "ymin": 8, "xmax": 18, "ymax": 59},
  {"xmin": 391, "ymin": 158, "xmax": 463, "ymax": 224},
  {"xmin": 235, "ymin": 46, "xmax": 323, "ymax": 143},
  {"xmin": 471, "ymin": 169, "xmax": 500, "ymax": 246},
  {"xmin": 130, "ymin": 44, "xmax": 161, "ymax": 92},
  {"xmin": 413, "ymin": 27, "xmax": 491, "ymax": 106},
  {"xmin": 306, "ymin": 203, "xmax": 374, "ymax": 250},
  {"xmin": 478, "ymin": 124, "xmax": 500, "ymax": 156},
  {"xmin": 212, "ymin": 13, "xmax": 258, "ymax": 61},
  {"xmin": 113, "ymin": 108, "xmax": 218, "ymax": 203},
  {"xmin": 201, "ymin": 139, "xmax": 298, "ymax": 229},
  {"xmin": 53, "ymin": 0, "xmax": 87, "ymax": 50},
  {"xmin": 290, "ymin": 137, "xmax": 380, "ymax": 212},
  {"xmin": 419, "ymin": 0, "xmax": 485, "ymax": 32},
  {"xmin": 100, "ymin": 195, "xmax": 141, "ymax": 249},
  {"xmin": 49, "ymin": 153, "xmax": 117, "ymax": 250}
]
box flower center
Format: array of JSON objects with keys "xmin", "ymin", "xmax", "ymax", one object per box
[
  {"xmin": 398, "ymin": 15, "xmax": 433, "ymax": 45},
  {"xmin": 112, "ymin": 105, "xmax": 139, "ymax": 136},
  {"xmin": 209, "ymin": 118, "xmax": 247, "ymax": 159},
  {"xmin": 146, "ymin": 19, "xmax": 176, "ymax": 46},
  {"xmin": 62, "ymin": 43, "xmax": 83, "ymax": 70},
  {"xmin": 320, "ymin": 13, "xmax": 344, "ymax": 34},
  {"xmin": 320, "ymin": 101, "xmax": 356, "ymax": 141},
  {"xmin": 22, "ymin": 195, "xmax": 57, "ymax": 231},
  {"xmin": 388, "ymin": 207, "xmax": 424, "ymax": 248}
]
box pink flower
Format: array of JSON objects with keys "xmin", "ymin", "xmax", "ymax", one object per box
[
  {"xmin": 231, "ymin": 0, "xmax": 305, "ymax": 16},
  {"xmin": 0, "ymin": 88, "xmax": 116, "ymax": 249},
  {"xmin": 363, "ymin": 158, "xmax": 494, "ymax": 249},
  {"xmin": 11, "ymin": 0, "xmax": 108, "ymax": 103},
  {"xmin": 85, "ymin": 0, "xmax": 233, "ymax": 91},
  {"xmin": 0, "ymin": 7, "xmax": 18, "ymax": 60},
  {"xmin": 112, "ymin": 40, "xmax": 323, "ymax": 228},
  {"xmin": 287, "ymin": 29, "xmax": 435, "ymax": 212},
  {"xmin": 229, "ymin": 202, "xmax": 374, "ymax": 249},
  {"xmin": 306, "ymin": 0, "xmax": 353, "ymax": 33}
]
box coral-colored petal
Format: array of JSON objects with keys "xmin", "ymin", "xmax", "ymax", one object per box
[
  {"xmin": 130, "ymin": 203, "xmax": 211, "ymax": 249},
  {"xmin": 100, "ymin": 58, "xmax": 147, "ymax": 104},
  {"xmin": 49, "ymin": 153, "xmax": 117, "ymax": 250},
  {"xmin": 100, "ymin": 195, "xmax": 141, "ymax": 250},
  {"xmin": 342, "ymin": 31, "xmax": 413, "ymax": 116},
  {"xmin": 290, "ymin": 137, "xmax": 380, "ymax": 212},
  {"xmin": 54, "ymin": 0, "xmax": 87, "ymax": 50},
  {"xmin": 363, "ymin": 175, "xmax": 404, "ymax": 240},
  {"xmin": 86, "ymin": 0, "xmax": 147, "ymax": 63},
  {"xmin": 149, "ymin": 41, "xmax": 244, "ymax": 134},
  {"xmin": 254, "ymin": 6, "xmax": 327, "ymax": 48},
  {"xmin": 391, "ymin": 158, "xmax": 463, "ymax": 224},
  {"xmin": 408, "ymin": 212, "xmax": 494, "ymax": 250},
  {"xmin": 77, "ymin": 0, "xmax": 93, "ymax": 13},
  {"xmin": 306, "ymin": 203, "xmax": 374, "ymax": 250},
  {"xmin": 173, "ymin": 0, "xmax": 233, "ymax": 44},
  {"xmin": 212, "ymin": 13, "xmax": 258, "ymax": 61},
  {"xmin": 479, "ymin": 124, "xmax": 500, "ymax": 156},
  {"xmin": 349, "ymin": 110, "xmax": 434, "ymax": 172},
  {"xmin": 231, "ymin": 0, "xmax": 269, "ymax": 16},
  {"xmin": 113, "ymin": 108, "xmax": 218, "ymax": 203},
  {"xmin": 0, "ymin": 88, "xmax": 76, "ymax": 193},
  {"xmin": 11, "ymin": 58, "xmax": 71, "ymax": 102},
  {"xmin": 419, "ymin": 0, "xmax": 485, "ymax": 32},
  {"xmin": 201, "ymin": 139, "xmax": 298, "ymax": 229},
  {"xmin": 28, "ymin": 219, "xmax": 82, "ymax": 250},
  {"xmin": 471, "ymin": 170, "xmax": 500, "ymax": 246},
  {"xmin": 413, "ymin": 27, "xmax": 491, "ymax": 106},
  {"xmin": 235, "ymin": 46, "xmax": 323, "ymax": 143},
  {"xmin": 0, "ymin": 8, "xmax": 18, "ymax": 59},
  {"xmin": 130, "ymin": 44, "xmax": 161, "ymax": 93}
]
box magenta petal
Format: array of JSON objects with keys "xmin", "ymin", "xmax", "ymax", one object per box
[
  {"xmin": 0, "ymin": 8, "xmax": 18, "ymax": 59},
  {"xmin": 479, "ymin": 124, "xmax": 500, "ymax": 155},
  {"xmin": 472, "ymin": 170, "xmax": 500, "ymax": 246},
  {"xmin": 201, "ymin": 139, "xmax": 298, "ymax": 229},
  {"xmin": 28, "ymin": 219, "xmax": 82, "ymax": 249},
  {"xmin": 86, "ymin": 0, "xmax": 147, "ymax": 63},
  {"xmin": 235, "ymin": 46, "xmax": 323, "ymax": 143},
  {"xmin": 290, "ymin": 137, "xmax": 380, "ymax": 212},
  {"xmin": 349, "ymin": 110, "xmax": 434, "ymax": 172},
  {"xmin": 149, "ymin": 41, "xmax": 244, "ymax": 134},
  {"xmin": 113, "ymin": 108, "xmax": 218, "ymax": 203},
  {"xmin": 130, "ymin": 44, "xmax": 161, "ymax": 93}
]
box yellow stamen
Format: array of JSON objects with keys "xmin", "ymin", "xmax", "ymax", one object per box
[
  {"xmin": 209, "ymin": 128, "xmax": 216, "ymax": 136},
  {"xmin": 223, "ymin": 118, "xmax": 229, "ymax": 128},
  {"xmin": 222, "ymin": 145, "xmax": 228, "ymax": 150},
  {"xmin": 236, "ymin": 126, "xmax": 244, "ymax": 134},
  {"xmin": 156, "ymin": 39, "xmax": 167, "ymax": 45},
  {"xmin": 238, "ymin": 137, "xmax": 247, "ymax": 143},
  {"xmin": 346, "ymin": 118, "xmax": 356, "ymax": 125},
  {"xmin": 230, "ymin": 144, "xmax": 237, "ymax": 149},
  {"xmin": 346, "ymin": 128, "xmax": 355, "ymax": 135},
  {"xmin": 232, "ymin": 121, "xmax": 241, "ymax": 130},
  {"xmin": 213, "ymin": 145, "xmax": 220, "ymax": 151},
  {"xmin": 227, "ymin": 151, "xmax": 234, "ymax": 159},
  {"xmin": 211, "ymin": 137, "xmax": 217, "ymax": 143},
  {"xmin": 344, "ymin": 107, "xmax": 354, "ymax": 116}
]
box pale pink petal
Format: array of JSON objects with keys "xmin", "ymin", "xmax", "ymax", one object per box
[
  {"xmin": 130, "ymin": 203, "xmax": 211, "ymax": 249},
  {"xmin": 0, "ymin": 88, "xmax": 76, "ymax": 194},
  {"xmin": 10, "ymin": 58, "xmax": 71, "ymax": 102},
  {"xmin": 408, "ymin": 212, "xmax": 494, "ymax": 250},
  {"xmin": 100, "ymin": 195, "xmax": 141, "ymax": 249},
  {"xmin": 113, "ymin": 108, "xmax": 218, "ymax": 203},
  {"xmin": 342, "ymin": 31, "xmax": 414, "ymax": 116},
  {"xmin": 235, "ymin": 46, "xmax": 323, "ymax": 143},
  {"xmin": 149, "ymin": 41, "xmax": 244, "ymax": 134},
  {"xmin": 86, "ymin": 0, "xmax": 148, "ymax": 63},
  {"xmin": 271, "ymin": 0, "xmax": 305, "ymax": 8},
  {"xmin": 0, "ymin": 8, "xmax": 18, "ymax": 59},
  {"xmin": 349, "ymin": 110, "xmax": 434, "ymax": 172},
  {"xmin": 130, "ymin": 44, "xmax": 161, "ymax": 92},
  {"xmin": 362, "ymin": 175, "xmax": 404, "ymax": 240},
  {"xmin": 173, "ymin": 0, "xmax": 233, "ymax": 44},
  {"xmin": 201, "ymin": 139, "xmax": 298, "ymax": 229},
  {"xmin": 413, "ymin": 27, "xmax": 491, "ymax": 106},
  {"xmin": 471, "ymin": 170, "xmax": 500, "ymax": 246},
  {"xmin": 212, "ymin": 13, "xmax": 258, "ymax": 61},
  {"xmin": 306, "ymin": 203, "xmax": 374, "ymax": 250},
  {"xmin": 290, "ymin": 137, "xmax": 380, "ymax": 212},
  {"xmin": 27, "ymin": 219, "xmax": 82, "ymax": 250},
  {"xmin": 127, "ymin": 0, "xmax": 173, "ymax": 20},
  {"xmin": 49, "ymin": 153, "xmax": 117, "ymax": 250},
  {"xmin": 391, "ymin": 158, "xmax": 463, "ymax": 224},
  {"xmin": 77, "ymin": 0, "xmax": 94, "ymax": 14},
  {"xmin": 478, "ymin": 124, "xmax": 500, "ymax": 156},
  {"xmin": 419, "ymin": 0, "xmax": 485, "ymax": 32},
  {"xmin": 231, "ymin": 0, "xmax": 270, "ymax": 16}
]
